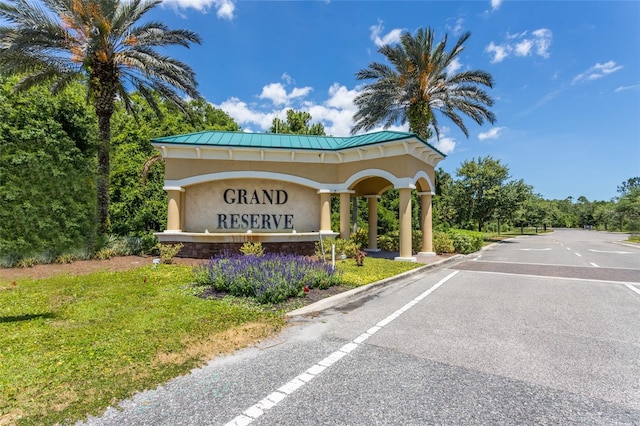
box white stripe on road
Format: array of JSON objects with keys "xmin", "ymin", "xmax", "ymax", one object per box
[
  {"xmin": 625, "ymin": 284, "xmax": 640, "ymax": 296},
  {"xmin": 459, "ymin": 269, "xmax": 640, "ymax": 286},
  {"xmin": 224, "ymin": 271, "xmax": 460, "ymax": 426},
  {"xmin": 575, "ymin": 252, "xmax": 582, "ymax": 257},
  {"xmin": 590, "ymin": 262, "xmax": 599, "ymax": 267}
]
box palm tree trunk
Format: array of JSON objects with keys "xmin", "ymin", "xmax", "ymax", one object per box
[
  {"xmin": 97, "ymin": 113, "xmax": 111, "ymax": 236},
  {"xmin": 408, "ymin": 101, "xmax": 433, "ymax": 140}
]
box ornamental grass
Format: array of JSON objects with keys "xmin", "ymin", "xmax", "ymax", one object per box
[{"xmin": 194, "ymin": 253, "xmax": 343, "ymax": 304}]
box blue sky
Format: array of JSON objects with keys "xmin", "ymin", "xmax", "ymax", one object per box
[{"xmin": 148, "ymin": 0, "xmax": 639, "ymax": 202}]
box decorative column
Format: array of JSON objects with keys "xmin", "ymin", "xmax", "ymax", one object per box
[
  {"xmin": 165, "ymin": 187, "xmax": 184, "ymax": 232},
  {"xmin": 339, "ymin": 192, "xmax": 352, "ymax": 239},
  {"xmin": 419, "ymin": 192, "xmax": 435, "ymax": 255},
  {"xmin": 365, "ymin": 195, "xmax": 380, "ymax": 251},
  {"xmin": 395, "ymin": 187, "xmax": 416, "ymax": 262},
  {"xmin": 318, "ymin": 190, "xmax": 332, "ymax": 233}
]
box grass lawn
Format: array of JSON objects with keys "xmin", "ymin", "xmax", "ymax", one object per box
[
  {"xmin": 0, "ymin": 257, "xmax": 420, "ymax": 425},
  {"xmin": 339, "ymin": 257, "xmax": 421, "ymax": 287}
]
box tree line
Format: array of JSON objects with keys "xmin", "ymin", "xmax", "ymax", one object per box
[
  {"xmin": 0, "ymin": 0, "xmax": 637, "ymax": 264},
  {"xmin": 0, "ymin": 79, "xmax": 637, "ymax": 263}
]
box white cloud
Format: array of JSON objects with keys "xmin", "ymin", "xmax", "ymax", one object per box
[
  {"xmin": 447, "ymin": 17, "xmax": 465, "ymax": 36},
  {"xmin": 486, "ymin": 42, "xmax": 509, "ymax": 63},
  {"xmin": 325, "ymin": 84, "xmax": 359, "ymax": 110},
  {"xmin": 214, "ymin": 79, "xmax": 460, "ymax": 156},
  {"xmin": 214, "ymin": 0, "xmax": 234, "ymax": 19},
  {"xmin": 615, "ymin": 84, "xmax": 640, "ymax": 92},
  {"xmin": 486, "ymin": 29, "xmax": 552, "ymax": 63},
  {"xmin": 258, "ymin": 83, "xmax": 312, "ymax": 106},
  {"xmin": 163, "ymin": 0, "xmax": 235, "ymax": 18},
  {"xmin": 491, "ymin": 0, "xmax": 503, "ymax": 11},
  {"xmin": 370, "ymin": 20, "xmax": 403, "ymax": 47},
  {"xmin": 433, "ymin": 137, "xmax": 456, "ymax": 155},
  {"xmin": 515, "ymin": 40, "xmax": 533, "ymax": 56},
  {"xmin": 281, "ymin": 73, "xmax": 294, "ymax": 85},
  {"xmin": 217, "ymin": 97, "xmax": 275, "ymax": 130},
  {"xmin": 215, "ymin": 81, "xmax": 360, "ymax": 137},
  {"xmin": 532, "ymin": 28, "xmax": 552, "ymax": 58},
  {"xmin": 446, "ymin": 58, "xmax": 463, "ymax": 75},
  {"xmin": 478, "ymin": 126, "xmax": 505, "ymax": 140},
  {"xmin": 572, "ymin": 61, "xmax": 624, "ymax": 85}
]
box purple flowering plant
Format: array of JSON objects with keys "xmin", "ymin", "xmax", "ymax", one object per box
[{"xmin": 194, "ymin": 253, "xmax": 342, "ymax": 304}]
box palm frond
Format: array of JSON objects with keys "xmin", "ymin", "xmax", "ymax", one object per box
[{"xmin": 351, "ymin": 26, "xmax": 496, "ymax": 140}]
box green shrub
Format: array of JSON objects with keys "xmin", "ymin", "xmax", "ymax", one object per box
[
  {"xmin": 350, "ymin": 228, "xmax": 369, "ymax": 249},
  {"xmin": 433, "ymin": 231, "xmax": 455, "ymax": 253},
  {"xmin": 140, "ymin": 233, "xmax": 159, "ymax": 255},
  {"xmin": 447, "ymin": 229, "xmax": 484, "ymax": 254},
  {"xmin": 240, "ymin": 242, "xmax": 265, "ymax": 256},
  {"xmin": 16, "ymin": 257, "xmax": 38, "ymax": 268},
  {"xmin": 315, "ymin": 237, "xmax": 359, "ymax": 260},
  {"xmin": 95, "ymin": 247, "xmax": 117, "ymax": 260},
  {"xmin": 156, "ymin": 243, "xmax": 183, "ymax": 264},
  {"xmin": 377, "ymin": 232, "xmax": 399, "ymax": 252},
  {"xmin": 55, "ymin": 254, "xmax": 76, "ymax": 264},
  {"xmin": 412, "ymin": 230, "xmax": 423, "ymax": 253}
]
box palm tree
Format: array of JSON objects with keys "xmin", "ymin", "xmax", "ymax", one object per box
[
  {"xmin": 352, "ymin": 27, "xmax": 495, "ymax": 141},
  {"xmin": 0, "ymin": 0, "xmax": 201, "ymax": 236}
]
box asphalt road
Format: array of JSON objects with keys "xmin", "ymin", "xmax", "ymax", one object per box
[{"xmin": 82, "ymin": 229, "xmax": 640, "ymax": 425}]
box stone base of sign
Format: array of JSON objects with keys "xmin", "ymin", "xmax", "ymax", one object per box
[
  {"xmin": 156, "ymin": 231, "xmax": 339, "ymax": 258},
  {"xmin": 418, "ymin": 251, "xmax": 437, "ymax": 256}
]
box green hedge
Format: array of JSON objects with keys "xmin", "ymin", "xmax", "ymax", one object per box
[
  {"xmin": 433, "ymin": 231, "xmax": 455, "ymax": 254},
  {"xmin": 447, "ymin": 229, "xmax": 484, "ymax": 254}
]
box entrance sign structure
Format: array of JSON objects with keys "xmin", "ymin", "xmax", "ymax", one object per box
[{"xmin": 152, "ymin": 130, "xmax": 445, "ymax": 261}]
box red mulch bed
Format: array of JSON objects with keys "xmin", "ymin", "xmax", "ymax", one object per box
[{"xmin": 0, "ymin": 256, "xmax": 202, "ymax": 282}]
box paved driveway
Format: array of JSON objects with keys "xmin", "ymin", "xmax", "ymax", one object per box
[{"xmin": 83, "ymin": 230, "xmax": 640, "ymax": 425}]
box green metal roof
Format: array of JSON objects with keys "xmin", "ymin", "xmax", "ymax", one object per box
[{"xmin": 151, "ymin": 130, "xmax": 446, "ymax": 157}]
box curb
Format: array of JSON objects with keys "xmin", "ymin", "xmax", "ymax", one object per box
[{"xmin": 286, "ymin": 254, "xmax": 464, "ymax": 317}]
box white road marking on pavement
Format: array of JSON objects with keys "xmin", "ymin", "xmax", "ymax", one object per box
[
  {"xmin": 224, "ymin": 271, "xmax": 460, "ymax": 425},
  {"xmin": 588, "ymin": 249, "xmax": 633, "ymax": 254},
  {"xmin": 566, "ymin": 247, "xmax": 572, "ymax": 251},
  {"xmin": 462, "ymin": 269, "xmax": 640, "ymax": 286},
  {"xmin": 575, "ymin": 252, "xmax": 582, "ymax": 257},
  {"xmin": 590, "ymin": 262, "xmax": 599, "ymax": 267},
  {"xmin": 517, "ymin": 248, "xmax": 552, "ymax": 251},
  {"xmin": 625, "ymin": 284, "xmax": 640, "ymax": 296}
]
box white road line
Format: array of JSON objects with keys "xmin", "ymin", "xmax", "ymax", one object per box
[
  {"xmin": 590, "ymin": 262, "xmax": 599, "ymax": 267},
  {"xmin": 460, "ymin": 269, "xmax": 640, "ymax": 286},
  {"xmin": 566, "ymin": 247, "xmax": 572, "ymax": 251},
  {"xmin": 625, "ymin": 284, "xmax": 640, "ymax": 296},
  {"xmin": 224, "ymin": 271, "xmax": 460, "ymax": 426},
  {"xmin": 469, "ymin": 259, "xmax": 640, "ymax": 271},
  {"xmin": 575, "ymin": 252, "xmax": 582, "ymax": 257},
  {"xmin": 588, "ymin": 249, "xmax": 632, "ymax": 254}
]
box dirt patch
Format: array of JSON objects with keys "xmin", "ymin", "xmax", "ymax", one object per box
[
  {"xmin": 153, "ymin": 322, "xmax": 283, "ymax": 367},
  {"xmin": 0, "ymin": 256, "xmax": 203, "ymax": 282}
]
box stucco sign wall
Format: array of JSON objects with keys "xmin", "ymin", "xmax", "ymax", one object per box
[{"xmin": 184, "ymin": 179, "xmax": 320, "ymax": 233}]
